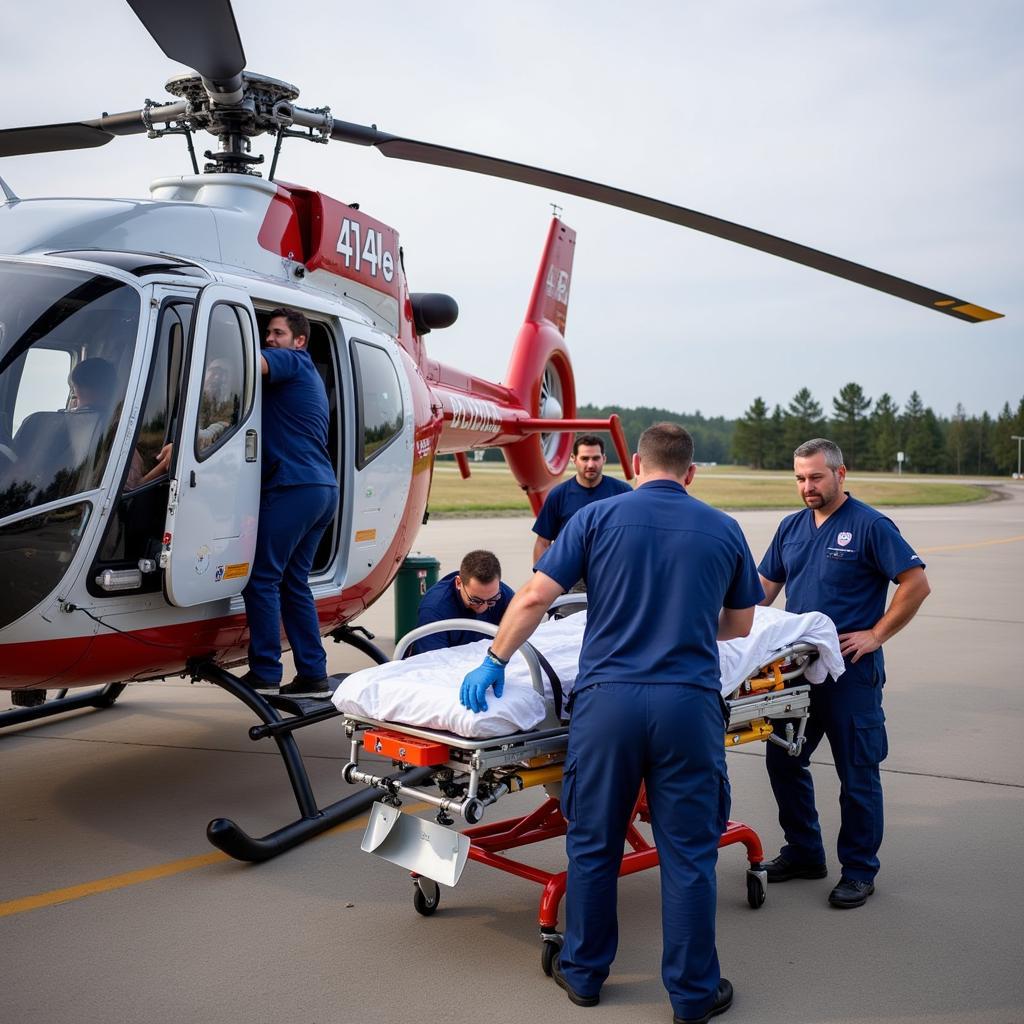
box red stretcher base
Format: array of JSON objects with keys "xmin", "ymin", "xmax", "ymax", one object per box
[{"xmin": 429, "ymin": 789, "xmax": 767, "ymax": 974}]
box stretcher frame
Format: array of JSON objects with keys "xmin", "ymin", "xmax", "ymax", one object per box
[{"xmin": 341, "ymin": 611, "xmax": 817, "ymax": 971}]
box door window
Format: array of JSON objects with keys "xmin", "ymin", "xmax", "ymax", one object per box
[
  {"xmin": 94, "ymin": 300, "xmax": 192, "ymax": 585},
  {"xmin": 352, "ymin": 340, "xmax": 403, "ymax": 468},
  {"xmin": 195, "ymin": 303, "xmax": 252, "ymax": 461}
]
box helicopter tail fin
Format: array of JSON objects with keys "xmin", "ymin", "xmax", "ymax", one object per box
[
  {"xmin": 501, "ymin": 218, "xmax": 579, "ymax": 512},
  {"xmin": 523, "ymin": 216, "xmax": 576, "ymax": 330}
]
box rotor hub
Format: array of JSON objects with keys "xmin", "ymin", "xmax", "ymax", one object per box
[{"xmin": 165, "ymin": 71, "xmax": 304, "ymax": 174}]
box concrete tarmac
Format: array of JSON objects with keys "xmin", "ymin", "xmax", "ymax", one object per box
[{"xmin": 2, "ymin": 484, "xmax": 1022, "ymax": 1023}]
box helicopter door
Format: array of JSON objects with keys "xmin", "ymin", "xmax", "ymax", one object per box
[{"xmin": 161, "ymin": 287, "xmax": 261, "ymax": 607}]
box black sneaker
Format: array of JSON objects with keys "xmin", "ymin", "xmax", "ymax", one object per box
[
  {"xmin": 674, "ymin": 978, "xmax": 734, "ymax": 1024},
  {"xmin": 763, "ymin": 854, "xmax": 828, "ymax": 883},
  {"xmin": 551, "ymin": 954, "xmax": 599, "ymax": 1007},
  {"xmin": 280, "ymin": 675, "xmax": 332, "ymax": 699},
  {"xmin": 828, "ymin": 877, "xmax": 875, "ymax": 908},
  {"xmin": 238, "ymin": 671, "xmax": 279, "ymax": 696}
]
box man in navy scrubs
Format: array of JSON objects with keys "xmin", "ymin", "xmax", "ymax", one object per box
[
  {"xmin": 409, "ymin": 550, "xmax": 514, "ymax": 655},
  {"xmin": 241, "ymin": 308, "xmax": 338, "ymax": 699},
  {"xmin": 532, "ymin": 433, "xmax": 631, "ymax": 568},
  {"xmin": 460, "ymin": 423, "xmax": 762, "ymax": 1024},
  {"xmin": 758, "ymin": 438, "xmax": 930, "ymax": 908}
]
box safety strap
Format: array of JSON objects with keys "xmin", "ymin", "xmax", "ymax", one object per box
[{"xmin": 525, "ymin": 642, "xmax": 565, "ymax": 721}]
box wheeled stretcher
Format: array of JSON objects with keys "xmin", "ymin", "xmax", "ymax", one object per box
[{"xmin": 336, "ymin": 601, "xmax": 837, "ymax": 973}]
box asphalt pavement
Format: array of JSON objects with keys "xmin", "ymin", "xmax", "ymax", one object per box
[{"xmin": 2, "ymin": 482, "xmax": 1022, "ymax": 1024}]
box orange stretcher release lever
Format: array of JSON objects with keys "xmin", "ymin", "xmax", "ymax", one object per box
[{"xmin": 362, "ymin": 728, "xmax": 450, "ymax": 766}]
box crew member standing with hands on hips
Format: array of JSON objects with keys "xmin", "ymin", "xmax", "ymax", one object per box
[
  {"xmin": 758, "ymin": 438, "xmax": 930, "ymax": 909},
  {"xmin": 460, "ymin": 423, "xmax": 763, "ymax": 1024}
]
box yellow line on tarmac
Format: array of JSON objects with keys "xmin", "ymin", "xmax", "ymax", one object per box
[
  {"xmin": 0, "ymin": 801, "xmax": 429, "ymax": 919},
  {"xmin": 919, "ymin": 533, "xmax": 1024, "ymax": 555}
]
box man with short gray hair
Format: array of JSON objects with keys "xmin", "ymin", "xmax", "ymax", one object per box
[{"xmin": 757, "ymin": 437, "xmax": 930, "ymax": 908}]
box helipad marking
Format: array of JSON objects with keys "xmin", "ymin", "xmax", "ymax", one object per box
[
  {"xmin": 0, "ymin": 802, "xmax": 429, "ymax": 918},
  {"xmin": 918, "ymin": 533, "xmax": 1024, "ymax": 555}
]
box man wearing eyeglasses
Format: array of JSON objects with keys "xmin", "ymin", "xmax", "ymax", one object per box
[{"xmin": 409, "ymin": 549, "xmax": 515, "ymax": 655}]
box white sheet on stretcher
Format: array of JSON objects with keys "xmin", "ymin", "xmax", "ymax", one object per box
[{"xmin": 332, "ymin": 606, "xmax": 844, "ymax": 740}]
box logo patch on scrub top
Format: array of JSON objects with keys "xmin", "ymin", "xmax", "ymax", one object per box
[{"xmin": 837, "ymin": 531, "xmax": 853, "ymax": 547}]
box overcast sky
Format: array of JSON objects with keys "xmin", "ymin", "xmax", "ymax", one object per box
[{"xmin": 3, "ymin": 0, "xmax": 1021, "ymax": 419}]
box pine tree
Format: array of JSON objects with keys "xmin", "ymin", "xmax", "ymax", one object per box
[
  {"xmin": 831, "ymin": 382, "xmax": 872, "ymax": 470},
  {"xmin": 947, "ymin": 403, "xmax": 969, "ymax": 475},
  {"xmin": 870, "ymin": 393, "xmax": 901, "ymax": 472},
  {"xmin": 902, "ymin": 391, "xmax": 942, "ymax": 472},
  {"xmin": 784, "ymin": 388, "xmax": 825, "ymax": 451},
  {"xmin": 767, "ymin": 404, "xmax": 788, "ymax": 469},
  {"xmin": 732, "ymin": 397, "xmax": 770, "ymax": 469}
]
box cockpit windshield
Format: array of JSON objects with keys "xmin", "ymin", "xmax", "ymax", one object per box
[{"xmin": 0, "ymin": 262, "xmax": 141, "ymax": 520}]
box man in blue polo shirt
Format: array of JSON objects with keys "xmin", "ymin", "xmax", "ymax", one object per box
[
  {"xmin": 409, "ymin": 549, "xmax": 514, "ymax": 655},
  {"xmin": 241, "ymin": 308, "xmax": 338, "ymax": 700},
  {"xmin": 532, "ymin": 433, "xmax": 631, "ymax": 570},
  {"xmin": 758, "ymin": 438, "xmax": 930, "ymax": 909},
  {"xmin": 460, "ymin": 423, "xmax": 762, "ymax": 1024}
]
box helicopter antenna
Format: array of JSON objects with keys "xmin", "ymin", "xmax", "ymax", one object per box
[
  {"xmin": 550, "ymin": 203, "xmax": 563, "ymax": 220},
  {"xmin": 0, "ymin": 175, "xmax": 19, "ymax": 204}
]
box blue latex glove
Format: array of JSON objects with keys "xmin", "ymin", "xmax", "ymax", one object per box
[{"xmin": 459, "ymin": 655, "xmax": 506, "ymax": 714}]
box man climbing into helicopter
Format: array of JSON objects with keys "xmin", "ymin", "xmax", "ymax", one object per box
[{"xmin": 240, "ymin": 307, "xmax": 339, "ymax": 700}]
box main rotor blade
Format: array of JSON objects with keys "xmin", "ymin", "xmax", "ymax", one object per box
[
  {"xmin": 0, "ymin": 104, "xmax": 189, "ymax": 159},
  {"xmin": 330, "ymin": 121, "xmax": 1001, "ymax": 323},
  {"xmin": 0, "ymin": 123, "xmax": 114, "ymax": 158},
  {"xmin": 126, "ymin": 0, "xmax": 245, "ymax": 83}
]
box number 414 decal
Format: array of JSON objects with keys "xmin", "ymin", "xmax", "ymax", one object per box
[{"xmin": 337, "ymin": 218, "xmax": 395, "ymax": 282}]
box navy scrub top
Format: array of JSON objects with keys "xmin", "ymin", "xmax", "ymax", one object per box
[
  {"xmin": 261, "ymin": 347, "xmax": 336, "ymax": 490},
  {"xmin": 536, "ymin": 480, "xmax": 764, "ymax": 692},
  {"xmin": 411, "ymin": 571, "xmax": 515, "ymax": 655},
  {"xmin": 533, "ymin": 474, "xmax": 633, "ymax": 542},
  {"xmin": 758, "ymin": 495, "xmax": 924, "ymax": 676}
]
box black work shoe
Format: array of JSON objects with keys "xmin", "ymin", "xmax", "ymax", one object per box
[
  {"xmin": 551, "ymin": 955, "xmax": 599, "ymax": 1007},
  {"xmin": 280, "ymin": 675, "xmax": 332, "ymax": 699},
  {"xmin": 673, "ymin": 978, "xmax": 734, "ymax": 1024},
  {"xmin": 828, "ymin": 877, "xmax": 875, "ymax": 908},
  {"xmin": 239, "ymin": 671, "xmax": 279, "ymax": 696},
  {"xmin": 763, "ymin": 854, "xmax": 828, "ymax": 883}
]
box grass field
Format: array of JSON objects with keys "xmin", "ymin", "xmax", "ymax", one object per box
[{"xmin": 427, "ymin": 462, "xmax": 992, "ymax": 515}]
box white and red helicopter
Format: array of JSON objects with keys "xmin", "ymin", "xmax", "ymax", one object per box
[{"xmin": 0, "ymin": 1, "xmax": 1001, "ymax": 858}]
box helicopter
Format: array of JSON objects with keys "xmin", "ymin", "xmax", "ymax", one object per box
[{"xmin": 0, "ymin": 0, "xmax": 1001, "ymax": 860}]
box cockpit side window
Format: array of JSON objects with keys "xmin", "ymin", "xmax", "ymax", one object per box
[{"xmin": 12, "ymin": 348, "xmax": 73, "ymax": 432}]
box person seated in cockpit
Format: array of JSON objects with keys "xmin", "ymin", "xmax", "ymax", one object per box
[
  {"xmin": 68, "ymin": 359, "xmax": 170, "ymax": 491},
  {"xmin": 68, "ymin": 357, "xmax": 116, "ymax": 415}
]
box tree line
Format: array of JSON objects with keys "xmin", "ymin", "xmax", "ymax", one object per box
[
  {"xmin": 732, "ymin": 385, "xmax": 1024, "ymax": 474},
  {"xmin": 444, "ymin": 390, "xmax": 1024, "ymax": 476}
]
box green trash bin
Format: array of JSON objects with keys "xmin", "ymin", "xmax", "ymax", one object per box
[{"xmin": 394, "ymin": 554, "xmax": 440, "ymax": 644}]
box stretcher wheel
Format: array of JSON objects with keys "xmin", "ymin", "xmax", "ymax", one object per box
[
  {"xmin": 413, "ymin": 878, "xmax": 441, "ymax": 916},
  {"xmin": 746, "ymin": 869, "xmax": 767, "ymax": 909},
  {"xmin": 540, "ymin": 933, "xmax": 563, "ymax": 976}
]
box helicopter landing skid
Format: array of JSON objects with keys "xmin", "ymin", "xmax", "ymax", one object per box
[
  {"xmin": 0, "ymin": 682, "xmax": 127, "ymax": 730},
  {"xmin": 191, "ymin": 647, "xmax": 430, "ymax": 864}
]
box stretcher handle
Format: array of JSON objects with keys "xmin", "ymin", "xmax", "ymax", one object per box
[{"xmin": 392, "ymin": 619, "xmax": 553, "ymax": 717}]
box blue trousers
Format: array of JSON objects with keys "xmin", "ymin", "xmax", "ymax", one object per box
[
  {"xmin": 559, "ymin": 683, "xmax": 730, "ymax": 1020},
  {"xmin": 765, "ymin": 655, "xmax": 887, "ymax": 882},
  {"xmin": 242, "ymin": 484, "xmax": 337, "ymax": 682}
]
